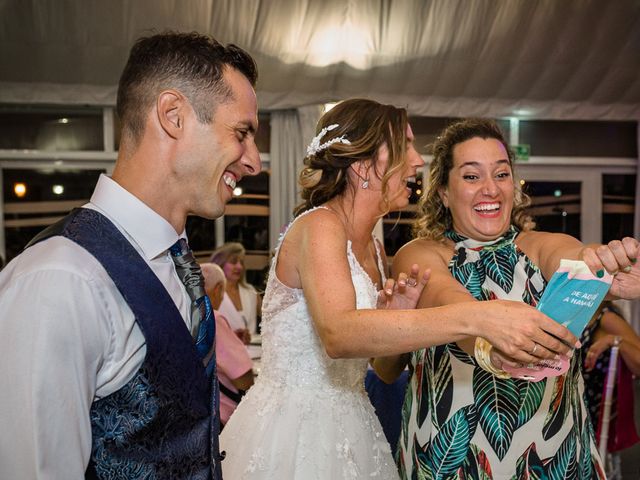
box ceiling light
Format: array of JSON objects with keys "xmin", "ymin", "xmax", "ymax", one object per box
[
  {"xmin": 306, "ymin": 25, "xmax": 371, "ymax": 69},
  {"xmin": 14, "ymin": 182, "xmax": 26, "ymax": 198},
  {"xmin": 233, "ymin": 187, "xmax": 243, "ymax": 197},
  {"xmin": 52, "ymin": 184, "xmax": 64, "ymax": 195}
]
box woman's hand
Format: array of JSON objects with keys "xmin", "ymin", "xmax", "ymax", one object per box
[
  {"xmin": 488, "ymin": 347, "xmax": 545, "ymax": 371},
  {"xmin": 582, "ymin": 238, "xmax": 640, "ymax": 299},
  {"xmin": 609, "ymin": 267, "xmax": 640, "ymax": 300},
  {"xmin": 376, "ymin": 264, "xmax": 430, "ymax": 310},
  {"xmin": 234, "ymin": 328, "xmax": 251, "ymax": 345},
  {"xmin": 477, "ymin": 300, "xmax": 580, "ymax": 364},
  {"xmin": 584, "ymin": 334, "xmax": 619, "ymax": 371}
]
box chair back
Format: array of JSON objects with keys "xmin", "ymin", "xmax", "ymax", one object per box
[{"xmin": 597, "ymin": 344, "xmax": 620, "ymax": 459}]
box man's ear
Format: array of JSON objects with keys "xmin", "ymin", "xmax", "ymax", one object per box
[
  {"xmin": 438, "ymin": 186, "xmax": 449, "ymax": 208},
  {"xmin": 156, "ymin": 89, "xmax": 186, "ymax": 139}
]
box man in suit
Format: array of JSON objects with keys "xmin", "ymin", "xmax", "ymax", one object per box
[{"xmin": 0, "ymin": 31, "xmax": 261, "ymax": 479}]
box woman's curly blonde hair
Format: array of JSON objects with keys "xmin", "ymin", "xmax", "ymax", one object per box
[
  {"xmin": 414, "ymin": 118, "xmax": 534, "ymax": 240},
  {"xmin": 294, "ymin": 98, "xmax": 409, "ymax": 217}
]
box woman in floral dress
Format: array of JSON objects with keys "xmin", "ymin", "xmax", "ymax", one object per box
[{"xmin": 374, "ymin": 119, "xmax": 640, "ymax": 479}]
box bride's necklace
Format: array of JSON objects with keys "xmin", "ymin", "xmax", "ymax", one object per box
[{"xmin": 323, "ymin": 202, "xmax": 378, "ymax": 280}]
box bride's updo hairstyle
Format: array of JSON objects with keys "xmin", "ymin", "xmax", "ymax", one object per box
[
  {"xmin": 413, "ymin": 118, "xmax": 534, "ymax": 241},
  {"xmin": 294, "ymin": 98, "xmax": 409, "ymax": 217}
]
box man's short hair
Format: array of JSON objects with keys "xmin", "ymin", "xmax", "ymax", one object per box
[
  {"xmin": 117, "ymin": 31, "xmax": 258, "ymax": 144},
  {"xmin": 201, "ymin": 262, "xmax": 226, "ymax": 291}
]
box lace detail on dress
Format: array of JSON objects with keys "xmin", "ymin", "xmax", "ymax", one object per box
[
  {"xmin": 373, "ymin": 237, "xmax": 387, "ymax": 284},
  {"xmin": 220, "ymin": 206, "xmax": 398, "ymax": 479},
  {"xmin": 347, "ymin": 240, "xmax": 386, "ymax": 308},
  {"xmin": 346, "ymin": 239, "xmax": 387, "ymax": 298},
  {"xmin": 261, "ymin": 206, "xmax": 328, "ymax": 319}
]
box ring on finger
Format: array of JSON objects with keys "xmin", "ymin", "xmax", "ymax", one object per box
[
  {"xmin": 530, "ymin": 343, "xmax": 538, "ymax": 355},
  {"xmin": 623, "ymin": 265, "xmax": 633, "ymax": 273},
  {"xmin": 407, "ymin": 278, "xmax": 418, "ymax": 287}
]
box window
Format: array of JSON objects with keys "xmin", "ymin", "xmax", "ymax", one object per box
[
  {"xmin": 602, "ymin": 174, "xmax": 636, "ymax": 243},
  {"xmin": 409, "ymin": 116, "xmax": 510, "ymax": 155},
  {"xmin": 0, "ymin": 105, "xmax": 104, "ymax": 151},
  {"xmin": 382, "ymin": 172, "xmax": 424, "ymax": 256},
  {"xmin": 3, "ymin": 168, "xmax": 104, "ymax": 261},
  {"xmin": 220, "ymin": 171, "xmax": 270, "ymax": 287},
  {"xmin": 519, "ymin": 120, "xmax": 637, "ymax": 157},
  {"xmin": 522, "ymin": 180, "xmax": 581, "ymax": 239}
]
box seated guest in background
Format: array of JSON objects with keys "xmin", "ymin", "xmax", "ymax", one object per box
[
  {"xmin": 202, "ymin": 263, "xmax": 254, "ymax": 426},
  {"xmin": 582, "ymin": 301, "xmax": 640, "ymax": 451},
  {"xmin": 211, "ymin": 242, "xmax": 262, "ymax": 343}
]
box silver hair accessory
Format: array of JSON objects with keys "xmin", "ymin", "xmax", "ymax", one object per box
[{"xmin": 306, "ymin": 124, "xmax": 351, "ymax": 157}]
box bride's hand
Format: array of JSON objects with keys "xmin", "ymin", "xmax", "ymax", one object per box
[
  {"xmin": 477, "ymin": 300, "xmax": 579, "ymax": 364},
  {"xmin": 376, "ymin": 264, "xmax": 430, "ymax": 310}
]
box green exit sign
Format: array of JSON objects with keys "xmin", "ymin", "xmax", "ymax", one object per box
[{"xmin": 513, "ymin": 144, "xmax": 530, "ymax": 161}]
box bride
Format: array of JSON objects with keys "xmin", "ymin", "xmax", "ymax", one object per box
[{"xmin": 219, "ymin": 99, "xmax": 578, "ymax": 479}]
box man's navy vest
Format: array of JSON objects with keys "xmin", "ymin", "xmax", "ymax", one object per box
[{"xmin": 28, "ymin": 208, "xmax": 222, "ymax": 479}]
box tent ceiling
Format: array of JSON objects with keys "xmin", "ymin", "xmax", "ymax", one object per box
[{"xmin": 0, "ymin": 0, "xmax": 639, "ymax": 119}]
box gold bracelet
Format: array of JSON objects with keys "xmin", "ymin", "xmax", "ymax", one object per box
[{"xmin": 474, "ymin": 337, "xmax": 511, "ymax": 379}]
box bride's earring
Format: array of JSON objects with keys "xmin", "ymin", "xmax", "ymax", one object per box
[{"xmin": 350, "ymin": 163, "xmax": 370, "ymax": 189}]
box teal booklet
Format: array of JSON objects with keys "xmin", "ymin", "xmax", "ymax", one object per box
[{"xmin": 504, "ymin": 259, "xmax": 613, "ymax": 381}]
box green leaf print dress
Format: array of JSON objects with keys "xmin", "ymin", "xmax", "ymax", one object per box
[{"xmin": 397, "ymin": 227, "xmax": 605, "ymax": 480}]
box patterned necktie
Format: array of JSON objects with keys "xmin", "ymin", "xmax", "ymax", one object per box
[{"xmin": 169, "ymin": 238, "xmax": 215, "ymax": 363}]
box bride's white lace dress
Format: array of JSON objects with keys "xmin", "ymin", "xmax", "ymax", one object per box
[{"xmin": 220, "ymin": 208, "xmax": 399, "ymax": 479}]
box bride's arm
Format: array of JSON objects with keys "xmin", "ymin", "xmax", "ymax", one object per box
[{"xmin": 291, "ymin": 209, "xmax": 577, "ymax": 361}]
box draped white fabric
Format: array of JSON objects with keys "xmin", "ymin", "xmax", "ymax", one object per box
[
  {"xmin": 1, "ymin": 0, "xmax": 639, "ymax": 120},
  {"xmin": 268, "ymin": 105, "xmax": 323, "ymax": 251},
  {"xmin": 268, "ymin": 110, "xmax": 302, "ymax": 251},
  {"xmin": 297, "ymin": 105, "xmax": 325, "ymax": 162}
]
